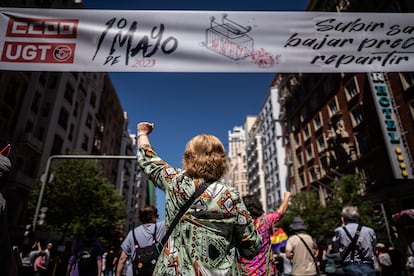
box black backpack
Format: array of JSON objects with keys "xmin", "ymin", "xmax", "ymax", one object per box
[
  {"xmin": 77, "ymin": 241, "xmax": 97, "ymax": 272},
  {"xmin": 132, "ymin": 224, "xmax": 162, "ymax": 276}
]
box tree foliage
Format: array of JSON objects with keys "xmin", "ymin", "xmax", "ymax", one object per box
[
  {"xmin": 28, "ymin": 159, "xmax": 125, "ymax": 247},
  {"xmin": 279, "ymin": 174, "xmax": 374, "ymax": 243}
]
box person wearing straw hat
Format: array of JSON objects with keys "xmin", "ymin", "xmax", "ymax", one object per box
[{"xmin": 286, "ymin": 217, "xmax": 319, "ymax": 276}]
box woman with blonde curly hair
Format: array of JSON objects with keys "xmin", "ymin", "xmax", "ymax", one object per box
[{"xmin": 136, "ymin": 122, "xmax": 261, "ymax": 275}]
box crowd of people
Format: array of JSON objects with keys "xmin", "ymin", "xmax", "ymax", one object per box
[{"xmin": 2, "ymin": 124, "xmax": 414, "ymax": 276}]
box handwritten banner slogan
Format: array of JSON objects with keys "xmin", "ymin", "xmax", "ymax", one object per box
[{"xmin": 0, "ymin": 8, "xmax": 413, "ymax": 72}]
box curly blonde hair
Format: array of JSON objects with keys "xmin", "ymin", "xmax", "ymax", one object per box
[{"xmin": 182, "ymin": 134, "xmax": 228, "ymax": 181}]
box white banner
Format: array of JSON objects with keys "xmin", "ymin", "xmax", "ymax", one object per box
[{"xmin": 0, "ymin": 8, "xmax": 413, "ymax": 72}]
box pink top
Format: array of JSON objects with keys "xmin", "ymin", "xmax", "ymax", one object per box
[
  {"xmin": 34, "ymin": 255, "xmax": 46, "ymax": 272},
  {"xmin": 239, "ymin": 211, "xmax": 283, "ymax": 275}
]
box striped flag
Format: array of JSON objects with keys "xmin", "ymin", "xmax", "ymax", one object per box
[{"xmin": 271, "ymin": 228, "xmax": 288, "ymax": 252}]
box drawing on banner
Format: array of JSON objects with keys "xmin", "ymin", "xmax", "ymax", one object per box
[
  {"xmin": 203, "ymin": 14, "xmax": 280, "ymax": 68},
  {"xmin": 204, "ymin": 14, "xmax": 254, "ymax": 61}
]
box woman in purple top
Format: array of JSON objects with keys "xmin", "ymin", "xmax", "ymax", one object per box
[{"xmin": 239, "ymin": 192, "xmax": 291, "ymax": 275}]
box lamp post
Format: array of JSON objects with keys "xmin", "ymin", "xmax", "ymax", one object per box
[{"xmin": 32, "ymin": 154, "xmax": 136, "ymax": 232}]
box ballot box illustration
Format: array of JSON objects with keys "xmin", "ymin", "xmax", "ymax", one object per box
[{"xmin": 205, "ymin": 15, "xmax": 254, "ymax": 60}]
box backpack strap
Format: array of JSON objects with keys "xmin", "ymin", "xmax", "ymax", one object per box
[
  {"xmin": 132, "ymin": 227, "xmax": 140, "ymax": 248},
  {"xmin": 296, "ymin": 234, "xmax": 320, "ymax": 276},
  {"xmin": 132, "ymin": 223, "xmax": 158, "ymax": 248},
  {"xmin": 160, "ymin": 180, "xmax": 212, "ymax": 248},
  {"xmin": 341, "ymin": 224, "xmax": 362, "ymax": 263},
  {"xmin": 152, "ymin": 223, "xmax": 157, "ymax": 244}
]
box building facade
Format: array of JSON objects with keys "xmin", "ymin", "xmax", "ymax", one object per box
[
  {"xmin": 227, "ymin": 126, "xmax": 249, "ymax": 196},
  {"xmin": 260, "ymin": 82, "xmax": 287, "ymax": 210}
]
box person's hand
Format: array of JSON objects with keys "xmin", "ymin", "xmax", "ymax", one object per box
[
  {"xmin": 284, "ymin": 191, "xmax": 291, "ymax": 199},
  {"xmin": 137, "ymin": 122, "xmax": 154, "ymax": 136}
]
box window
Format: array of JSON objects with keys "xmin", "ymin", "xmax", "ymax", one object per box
[
  {"xmin": 41, "ymin": 102, "xmax": 50, "ymax": 117},
  {"xmin": 86, "ymin": 113, "xmax": 93, "ymax": 129},
  {"xmin": 328, "ymin": 97, "xmax": 339, "ymax": 117},
  {"xmin": 345, "ymin": 76, "xmax": 360, "ymax": 101},
  {"xmin": 81, "ymin": 134, "xmax": 89, "ymax": 151},
  {"xmin": 351, "ymin": 105, "xmax": 364, "ymax": 127},
  {"xmin": 48, "ymin": 75, "xmax": 57, "ymax": 89},
  {"xmin": 25, "ymin": 121, "xmax": 33, "ymax": 133},
  {"xmin": 51, "ymin": 135, "xmax": 63, "ymax": 155},
  {"xmin": 58, "ymin": 108, "xmax": 69, "ymax": 130},
  {"xmin": 68, "ymin": 124, "xmax": 74, "ymax": 141},
  {"xmin": 317, "ymin": 135, "xmax": 326, "ymax": 152},
  {"xmin": 73, "ymin": 101, "xmax": 79, "ymax": 117},
  {"xmin": 400, "ymin": 72, "xmax": 414, "ymax": 90},
  {"xmin": 64, "ymin": 83, "xmax": 74, "ymax": 104},
  {"xmin": 299, "ymin": 173, "xmax": 305, "ymax": 188},
  {"xmin": 409, "ymin": 100, "xmax": 414, "ymax": 122},
  {"xmin": 90, "ymin": 93, "xmax": 97, "ymax": 108},
  {"xmin": 313, "ymin": 113, "xmax": 322, "ymax": 131},
  {"xmin": 297, "ymin": 152, "xmax": 303, "ymax": 167},
  {"xmin": 5, "ymin": 80, "xmax": 18, "ymax": 108},
  {"xmin": 303, "ymin": 124, "xmax": 310, "ymax": 140},
  {"xmin": 306, "ymin": 144, "xmax": 314, "ymax": 160},
  {"xmin": 35, "ymin": 127, "xmax": 44, "ymax": 141},
  {"xmin": 31, "ymin": 91, "xmax": 41, "ymax": 113},
  {"xmin": 294, "ymin": 134, "xmax": 301, "ymax": 149},
  {"xmin": 309, "ymin": 167, "xmax": 317, "ymax": 182}
]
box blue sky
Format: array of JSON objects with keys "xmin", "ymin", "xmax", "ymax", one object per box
[{"xmin": 83, "ymin": 0, "xmax": 308, "ymax": 219}]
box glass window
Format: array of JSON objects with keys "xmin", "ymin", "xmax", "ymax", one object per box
[
  {"xmin": 351, "ymin": 105, "xmax": 364, "ymax": 127},
  {"xmin": 345, "ymin": 76, "xmax": 360, "ymax": 101},
  {"xmin": 313, "ymin": 113, "xmax": 322, "ymax": 131},
  {"xmin": 328, "ymin": 97, "xmax": 339, "ymax": 117},
  {"xmin": 58, "ymin": 108, "xmax": 69, "ymax": 130},
  {"xmin": 400, "ymin": 72, "xmax": 414, "ymax": 90},
  {"xmin": 306, "ymin": 144, "xmax": 314, "ymax": 160},
  {"xmin": 64, "ymin": 83, "xmax": 74, "ymax": 104}
]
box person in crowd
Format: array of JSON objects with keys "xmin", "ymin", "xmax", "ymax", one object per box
[
  {"xmin": 116, "ymin": 205, "xmax": 165, "ymax": 276},
  {"xmin": 239, "ymin": 191, "xmax": 291, "ymax": 275},
  {"xmin": 104, "ymin": 246, "xmax": 118, "ymax": 276},
  {"xmin": 279, "ymin": 247, "xmax": 293, "ymax": 276},
  {"xmin": 332, "ymin": 205, "xmax": 376, "ymax": 276},
  {"xmin": 66, "ymin": 224, "xmax": 104, "ymax": 276},
  {"xmin": 44, "ymin": 242, "xmax": 53, "ymax": 273},
  {"xmin": 324, "ymin": 242, "xmax": 345, "ymax": 275},
  {"xmin": 406, "ymin": 252, "xmax": 414, "ymax": 276},
  {"xmin": 377, "ymin": 243, "xmax": 392, "ymax": 276},
  {"xmin": 286, "ymin": 217, "xmax": 319, "ymax": 276},
  {"xmin": 33, "ymin": 251, "xmax": 47, "ymax": 276},
  {"xmin": 0, "ymin": 150, "xmax": 18, "ymax": 276},
  {"xmin": 386, "ymin": 242, "xmax": 402, "ymax": 276},
  {"xmin": 20, "ymin": 243, "xmax": 35, "ymax": 276},
  {"xmin": 20, "ymin": 241, "xmax": 43, "ymax": 276},
  {"xmin": 135, "ymin": 121, "xmax": 262, "ymax": 275}
]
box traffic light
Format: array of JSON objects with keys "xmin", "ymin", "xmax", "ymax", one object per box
[
  {"xmin": 24, "ymin": 224, "xmax": 32, "ymax": 237},
  {"xmin": 38, "ymin": 206, "xmax": 48, "ymax": 225}
]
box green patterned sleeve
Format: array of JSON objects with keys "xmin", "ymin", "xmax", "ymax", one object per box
[
  {"xmin": 233, "ymin": 191, "xmax": 262, "ymax": 260},
  {"xmin": 137, "ymin": 144, "xmax": 180, "ymax": 191}
]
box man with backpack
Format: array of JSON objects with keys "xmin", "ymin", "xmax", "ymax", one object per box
[
  {"xmin": 116, "ymin": 205, "xmax": 165, "ymax": 276},
  {"xmin": 66, "ymin": 224, "xmax": 104, "ymax": 276}
]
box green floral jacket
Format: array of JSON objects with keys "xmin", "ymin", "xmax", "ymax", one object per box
[{"xmin": 137, "ymin": 145, "xmax": 261, "ymax": 275}]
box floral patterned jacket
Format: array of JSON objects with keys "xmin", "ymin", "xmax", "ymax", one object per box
[{"xmin": 137, "ymin": 144, "xmax": 261, "ymax": 275}]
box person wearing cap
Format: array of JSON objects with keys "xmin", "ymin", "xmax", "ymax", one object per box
[
  {"xmin": 0, "ymin": 152, "xmax": 17, "ymax": 276},
  {"xmin": 285, "ymin": 217, "xmax": 319, "ymax": 276},
  {"xmin": 332, "ymin": 205, "xmax": 376, "ymax": 276}
]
